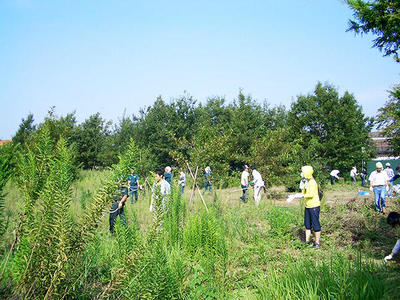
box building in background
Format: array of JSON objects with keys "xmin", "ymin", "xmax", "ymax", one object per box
[
  {"xmin": 370, "ymin": 132, "xmax": 393, "ymax": 158},
  {"xmin": 0, "ymin": 140, "xmax": 12, "ymax": 147},
  {"xmin": 367, "ymin": 133, "xmax": 399, "ymax": 180}
]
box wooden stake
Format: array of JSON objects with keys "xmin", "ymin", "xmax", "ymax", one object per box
[{"xmin": 186, "ymin": 162, "xmax": 209, "ymax": 212}]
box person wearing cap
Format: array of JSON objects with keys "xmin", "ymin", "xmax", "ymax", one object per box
[
  {"xmin": 127, "ymin": 169, "xmax": 141, "ymax": 204},
  {"xmin": 250, "ymin": 166, "xmax": 264, "ymax": 206},
  {"xmin": 109, "ymin": 179, "xmax": 129, "ymax": 233},
  {"xmin": 240, "ymin": 165, "xmax": 250, "ymax": 202},
  {"xmin": 330, "ymin": 169, "xmax": 340, "ymax": 185},
  {"xmin": 164, "ymin": 166, "xmax": 173, "ymax": 185},
  {"xmin": 350, "ymin": 167, "xmax": 358, "ymax": 185},
  {"xmin": 300, "ymin": 165, "xmax": 322, "ymax": 249},
  {"xmin": 385, "ymin": 163, "xmax": 395, "ymax": 197},
  {"xmin": 369, "ymin": 162, "xmax": 390, "ymax": 214}
]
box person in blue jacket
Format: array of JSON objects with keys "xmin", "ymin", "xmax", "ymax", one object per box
[{"xmin": 127, "ymin": 169, "xmax": 141, "ymax": 204}]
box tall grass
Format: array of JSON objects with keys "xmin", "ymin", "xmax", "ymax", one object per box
[
  {"xmin": 257, "ymin": 253, "xmax": 396, "ymax": 300},
  {"xmin": 2, "ymin": 155, "xmax": 400, "ymax": 298}
]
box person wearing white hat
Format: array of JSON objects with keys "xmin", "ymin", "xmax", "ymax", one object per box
[
  {"xmin": 385, "ymin": 163, "xmax": 395, "ymax": 197},
  {"xmin": 250, "ymin": 166, "xmax": 264, "ymax": 206},
  {"xmin": 350, "ymin": 167, "xmax": 358, "ymax": 185},
  {"xmin": 369, "ymin": 162, "xmax": 390, "ymax": 214}
]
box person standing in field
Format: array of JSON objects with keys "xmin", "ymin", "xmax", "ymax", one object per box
[
  {"xmin": 204, "ymin": 166, "xmax": 212, "ymax": 193},
  {"xmin": 250, "ymin": 166, "xmax": 264, "ymax": 206},
  {"xmin": 127, "ymin": 169, "xmax": 141, "ymax": 204},
  {"xmin": 300, "ymin": 165, "xmax": 322, "ymax": 249},
  {"xmin": 385, "ymin": 163, "xmax": 395, "ymax": 197},
  {"xmin": 150, "ymin": 168, "xmax": 171, "ymax": 213},
  {"xmin": 178, "ymin": 170, "xmax": 186, "ymax": 196},
  {"xmin": 350, "ymin": 167, "xmax": 358, "ymax": 185},
  {"xmin": 369, "ymin": 162, "xmax": 390, "ymax": 214},
  {"xmin": 164, "ymin": 166, "xmax": 173, "ymax": 186},
  {"xmin": 109, "ymin": 179, "xmax": 128, "ymax": 234},
  {"xmin": 240, "ymin": 165, "xmax": 250, "ymax": 203},
  {"xmin": 330, "ymin": 169, "xmax": 340, "ymax": 185},
  {"xmin": 360, "ymin": 168, "xmax": 367, "ymax": 187},
  {"xmin": 384, "ymin": 211, "xmax": 400, "ymax": 263}
]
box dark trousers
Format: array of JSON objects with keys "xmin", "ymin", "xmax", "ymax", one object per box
[
  {"xmin": 304, "ymin": 206, "xmax": 321, "ymax": 232},
  {"xmin": 109, "ymin": 202, "xmax": 126, "ymax": 233},
  {"xmin": 129, "ymin": 188, "xmax": 138, "ymax": 203},
  {"xmin": 330, "ymin": 175, "xmax": 335, "ymax": 185},
  {"xmin": 240, "ymin": 184, "xmax": 248, "ymax": 201}
]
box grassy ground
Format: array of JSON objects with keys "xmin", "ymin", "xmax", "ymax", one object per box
[{"xmin": 2, "ymin": 171, "xmax": 400, "ymax": 299}]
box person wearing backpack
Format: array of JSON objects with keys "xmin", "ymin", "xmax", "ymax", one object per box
[{"xmin": 300, "ymin": 165, "xmax": 322, "ymax": 249}]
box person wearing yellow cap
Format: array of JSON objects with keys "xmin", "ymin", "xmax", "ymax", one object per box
[
  {"xmin": 369, "ymin": 162, "xmax": 390, "ymax": 214},
  {"xmin": 300, "ymin": 165, "xmax": 321, "ymax": 249}
]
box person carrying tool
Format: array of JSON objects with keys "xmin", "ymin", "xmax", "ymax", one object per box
[{"xmin": 109, "ymin": 178, "xmax": 128, "ymax": 234}]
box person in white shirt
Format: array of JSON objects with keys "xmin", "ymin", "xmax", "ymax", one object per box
[
  {"xmin": 330, "ymin": 169, "xmax": 340, "ymax": 185},
  {"xmin": 240, "ymin": 165, "xmax": 250, "ymax": 203},
  {"xmin": 251, "ymin": 166, "xmax": 265, "ymax": 206},
  {"xmin": 385, "ymin": 163, "xmax": 395, "ymax": 197},
  {"xmin": 178, "ymin": 170, "xmax": 186, "ymax": 196},
  {"xmin": 369, "ymin": 162, "xmax": 390, "ymax": 214},
  {"xmin": 150, "ymin": 168, "xmax": 171, "ymax": 213},
  {"xmin": 350, "ymin": 167, "xmax": 358, "ymax": 185}
]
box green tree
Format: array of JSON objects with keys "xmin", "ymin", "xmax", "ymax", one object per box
[
  {"xmin": 347, "ymin": 0, "xmax": 400, "ymax": 62},
  {"xmin": 133, "ymin": 95, "xmax": 199, "ymax": 167},
  {"xmin": 376, "ymin": 85, "xmax": 400, "ymax": 154},
  {"xmin": 12, "ymin": 113, "xmax": 36, "ymax": 146},
  {"xmin": 72, "ymin": 113, "xmax": 111, "ymax": 169},
  {"xmin": 251, "ymin": 129, "xmax": 324, "ymax": 191},
  {"xmin": 287, "ymin": 82, "xmax": 374, "ymax": 172}
]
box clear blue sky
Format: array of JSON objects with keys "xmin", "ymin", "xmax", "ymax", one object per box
[{"xmin": 1, "ymin": 0, "xmax": 399, "ymax": 139}]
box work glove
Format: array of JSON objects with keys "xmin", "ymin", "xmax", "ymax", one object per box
[
  {"xmin": 369, "ymin": 186, "xmax": 373, "ymax": 192},
  {"xmin": 384, "ymin": 254, "xmax": 393, "ymax": 263}
]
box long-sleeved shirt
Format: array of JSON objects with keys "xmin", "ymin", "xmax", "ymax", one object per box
[
  {"xmin": 301, "ymin": 178, "xmax": 320, "ymax": 208},
  {"xmin": 392, "ymin": 239, "xmax": 400, "ymax": 254}
]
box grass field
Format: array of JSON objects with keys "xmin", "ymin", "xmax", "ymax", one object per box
[{"xmin": 1, "ymin": 170, "xmax": 400, "ymax": 299}]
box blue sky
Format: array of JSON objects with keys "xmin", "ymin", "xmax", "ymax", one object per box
[{"xmin": 0, "ymin": 0, "xmax": 399, "ymax": 139}]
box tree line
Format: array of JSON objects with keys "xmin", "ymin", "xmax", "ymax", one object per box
[{"xmin": 9, "ymin": 82, "xmax": 375, "ymax": 190}]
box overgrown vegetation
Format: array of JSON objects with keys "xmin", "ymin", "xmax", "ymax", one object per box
[{"xmin": 0, "ymin": 135, "xmax": 399, "ymax": 298}]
